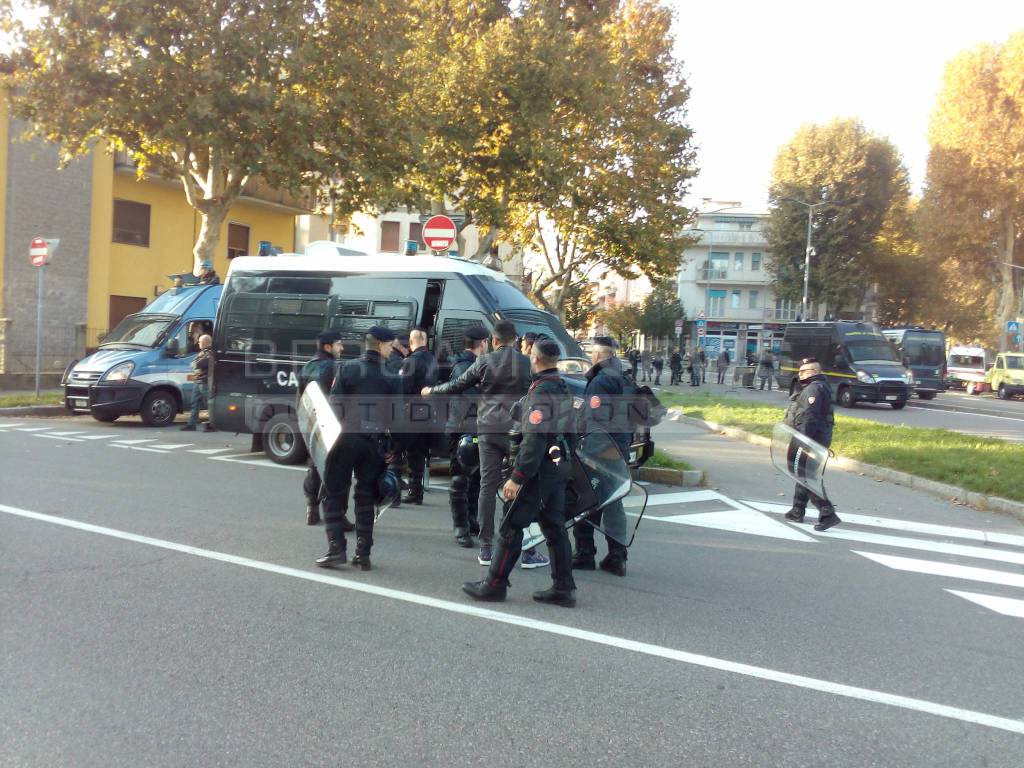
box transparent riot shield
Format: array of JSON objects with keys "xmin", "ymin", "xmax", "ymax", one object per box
[
  {"xmin": 297, "ymin": 381, "xmax": 342, "ymax": 480},
  {"xmin": 564, "ymin": 429, "xmax": 646, "ymax": 547},
  {"xmin": 770, "ymin": 422, "xmax": 831, "ymax": 502}
]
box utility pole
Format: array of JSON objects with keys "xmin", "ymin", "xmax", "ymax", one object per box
[{"xmin": 781, "ymin": 198, "xmax": 847, "ymax": 321}]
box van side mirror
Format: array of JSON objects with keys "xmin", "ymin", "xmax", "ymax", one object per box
[{"xmin": 165, "ymin": 338, "xmax": 179, "ymax": 357}]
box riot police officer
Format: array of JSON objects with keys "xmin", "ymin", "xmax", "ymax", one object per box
[
  {"xmin": 317, "ymin": 326, "xmax": 399, "ymax": 570},
  {"xmin": 298, "ymin": 330, "xmax": 352, "ymax": 529},
  {"xmin": 784, "ymin": 358, "xmax": 841, "ymax": 531},
  {"xmin": 462, "ymin": 339, "xmax": 577, "ymax": 607},
  {"xmin": 572, "ymin": 336, "xmax": 632, "ymax": 576},
  {"xmin": 446, "ymin": 325, "xmax": 489, "ymax": 547},
  {"xmin": 399, "ymin": 327, "xmax": 438, "ymax": 504}
]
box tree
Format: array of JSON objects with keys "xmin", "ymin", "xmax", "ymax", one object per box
[
  {"xmin": 598, "ymin": 303, "xmax": 642, "ymax": 347},
  {"xmin": 639, "ymin": 278, "xmax": 683, "ymax": 339},
  {"xmin": 923, "ymin": 31, "xmax": 1024, "ymax": 346},
  {"xmin": 766, "ymin": 118, "xmax": 911, "ymax": 317},
  {"xmin": 562, "ymin": 280, "xmax": 598, "ymax": 336},
  {"xmin": 1, "ymin": 0, "xmax": 414, "ymax": 272}
]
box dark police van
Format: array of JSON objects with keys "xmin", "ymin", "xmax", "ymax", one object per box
[
  {"xmin": 778, "ymin": 321, "xmax": 912, "ymax": 409},
  {"xmin": 211, "ymin": 248, "xmax": 653, "ymax": 465},
  {"xmin": 881, "ymin": 327, "xmax": 946, "ymax": 399}
]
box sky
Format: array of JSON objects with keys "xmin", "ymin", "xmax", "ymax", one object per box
[{"xmin": 671, "ymin": 0, "xmax": 1024, "ymax": 211}]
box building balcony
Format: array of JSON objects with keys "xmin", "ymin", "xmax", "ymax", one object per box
[
  {"xmin": 689, "ymin": 230, "xmax": 769, "ymax": 247},
  {"xmin": 764, "ymin": 307, "xmax": 799, "ymax": 321},
  {"xmin": 699, "ymin": 268, "xmax": 728, "ymax": 280},
  {"xmin": 700, "ymin": 307, "xmax": 771, "ymax": 323},
  {"xmin": 693, "ymin": 269, "xmax": 771, "ymax": 285}
]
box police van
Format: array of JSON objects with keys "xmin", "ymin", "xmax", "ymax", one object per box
[
  {"xmin": 778, "ymin": 321, "xmax": 912, "ymax": 409},
  {"xmin": 881, "ymin": 326, "xmax": 946, "ymax": 399},
  {"xmin": 62, "ymin": 282, "xmax": 222, "ymax": 426},
  {"xmin": 210, "ymin": 246, "xmax": 653, "ymax": 464}
]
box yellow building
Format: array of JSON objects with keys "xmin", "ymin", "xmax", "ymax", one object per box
[{"xmin": 1, "ymin": 104, "xmax": 309, "ymax": 375}]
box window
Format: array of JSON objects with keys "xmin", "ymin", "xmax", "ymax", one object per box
[
  {"xmin": 708, "ymin": 289, "xmax": 726, "ymax": 318},
  {"xmin": 775, "ymin": 298, "xmax": 797, "ymax": 320},
  {"xmin": 112, "ymin": 200, "xmax": 150, "ymax": 246},
  {"xmin": 749, "ymin": 290, "xmax": 759, "ymax": 309},
  {"xmin": 731, "ymin": 290, "xmax": 741, "ymax": 309},
  {"xmin": 751, "ymin": 252, "xmax": 762, "ymax": 271},
  {"xmin": 706, "ymin": 252, "xmax": 728, "ymax": 279},
  {"xmin": 734, "ymin": 253, "xmax": 743, "ymax": 271},
  {"xmin": 380, "ymin": 221, "xmax": 401, "ymax": 252},
  {"xmin": 408, "ymin": 222, "xmax": 424, "ymax": 252},
  {"xmin": 228, "ymin": 223, "xmax": 250, "ymax": 259}
]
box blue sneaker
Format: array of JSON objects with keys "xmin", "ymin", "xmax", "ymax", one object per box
[
  {"xmin": 520, "ymin": 548, "xmax": 549, "ymax": 569},
  {"xmin": 478, "ymin": 546, "xmax": 492, "ymax": 566}
]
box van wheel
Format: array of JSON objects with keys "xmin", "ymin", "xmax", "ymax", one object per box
[
  {"xmin": 264, "ymin": 413, "xmax": 308, "ymax": 465},
  {"xmin": 998, "ymin": 384, "xmax": 1009, "ymax": 400},
  {"xmin": 891, "ymin": 401, "xmax": 906, "ymax": 410},
  {"xmin": 140, "ymin": 391, "xmax": 178, "ymax": 427},
  {"xmin": 918, "ymin": 392, "xmax": 936, "ymax": 400},
  {"xmin": 92, "ymin": 413, "xmax": 118, "ymax": 423},
  {"xmin": 838, "ymin": 387, "xmax": 855, "ymax": 408}
]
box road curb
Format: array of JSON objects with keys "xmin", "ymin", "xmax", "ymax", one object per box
[
  {"xmin": 634, "ymin": 466, "xmax": 704, "ymax": 487},
  {"xmin": 0, "ymin": 405, "xmax": 67, "ymax": 417},
  {"xmin": 667, "ymin": 408, "xmax": 1024, "ymax": 524}
]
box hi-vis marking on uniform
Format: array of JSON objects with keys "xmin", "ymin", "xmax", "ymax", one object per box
[{"xmin": 2, "ymin": 501, "xmax": 1024, "ymax": 737}]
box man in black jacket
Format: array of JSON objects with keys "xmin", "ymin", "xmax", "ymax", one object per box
[
  {"xmin": 572, "ymin": 337, "xmax": 633, "ymax": 576},
  {"xmin": 446, "ymin": 325, "xmax": 489, "ymax": 547},
  {"xmin": 783, "ymin": 358, "xmax": 841, "ymax": 531},
  {"xmin": 461, "ymin": 339, "xmax": 577, "ymax": 607},
  {"xmin": 398, "ymin": 327, "xmax": 438, "ymax": 504},
  {"xmin": 317, "ymin": 326, "xmax": 400, "ymax": 570},
  {"xmin": 422, "ymin": 320, "xmax": 531, "ymax": 566}
]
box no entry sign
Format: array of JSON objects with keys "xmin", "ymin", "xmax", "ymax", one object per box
[
  {"xmin": 30, "ymin": 237, "xmax": 49, "ymax": 267},
  {"xmin": 421, "ymin": 215, "xmax": 457, "ymax": 252}
]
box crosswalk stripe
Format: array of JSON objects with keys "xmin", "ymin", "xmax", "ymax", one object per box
[
  {"xmin": 110, "ymin": 439, "xmax": 157, "ymax": 445},
  {"xmin": 34, "ymin": 434, "xmax": 84, "ymax": 442},
  {"xmin": 14, "ymin": 427, "xmax": 50, "ymax": 432},
  {"xmin": 188, "ymin": 447, "xmax": 235, "ymax": 455},
  {"xmin": 0, "ymin": 423, "xmax": 25, "ymax": 429},
  {"xmin": 806, "ymin": 527, "xmax": 1024, "ymax": 567},
  {"xmin": 110, "ymin": 444, "xmax": 176, "ymax": 454},
  {"xmin": 46, "ymin": 431, "xmax": 84, "ymax": 437},
  {"xmin": 624, "ymin": 490, "xmax": 724, "ymax": 508},
  {"xmin": 946, "ymin": 590, "xmax": 1024, "ymax": 619},
  {"xmin": 855, "ymin": 551, "xmax": 1024, "ymax": 589},
  {"xmin": 147, "ymin": 443, "xmax": 192, "ymax": 450}
]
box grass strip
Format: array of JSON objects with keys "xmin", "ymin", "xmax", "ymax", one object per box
[
  {"xmin": 659, "ymin": 391, "xmax": 1024, "ymax": 503},
  {"xmin": 644, "ymin": 449, "xmax": 693, "ymax": 472},
  {"xmin": 0, "ymin": 393, "xmax": 64, "ymax": 408}
]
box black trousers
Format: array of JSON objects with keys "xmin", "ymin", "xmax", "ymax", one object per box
[
  {"xmin": 304, "ymin": 458, "xmax": 350, "ymax": 510},
  {"xmin": 404, "ymin": 434, "xmax": 430, "ymax": 486},
  {"xmin": 448, "ymin": 434, "xmax": 481, "ymax": 530},
  {"xmin": 792, "ymin": 483, "xmax": 834, "ymax": 515},
  {"xmin": 653, "ymin": 368, "xmax": 662, "ymax": 384},
  {"xmin": 486, "ymin": 461, "xmax": 575, "ymax": 591},
  {"xmin": 324, "ymin": 433, "xmax": 386, "ymax": 553}
]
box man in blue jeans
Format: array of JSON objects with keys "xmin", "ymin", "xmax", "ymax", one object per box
[{"xmin": 181, "ymin": 334, "xmax": 214, "ymax": 432}]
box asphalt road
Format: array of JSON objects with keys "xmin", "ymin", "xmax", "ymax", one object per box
[
  {"xmin": 652, "ymin": 377, "xmax": 1024, "ymax": 443},
  {"xmin": 2, "ymin": 414, "xmax": 1024, "ymax": 767}
]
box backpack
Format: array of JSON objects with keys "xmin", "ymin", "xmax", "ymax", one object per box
[{"xmin": 619, "ymin": 369, "xmax": 666, "ymax": 427}]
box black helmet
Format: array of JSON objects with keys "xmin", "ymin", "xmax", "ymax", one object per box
[{"xmin": 456, "ymin": 434, "xmax": 480, "ymax": 471}]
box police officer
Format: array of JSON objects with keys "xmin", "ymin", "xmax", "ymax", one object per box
[
  {"xmin": 670, "ymin": 350, "xmax": 683, "ymax": 385},
  {"xmin": 446, "ymin": 325, "xmax": 489, "ymax": 547},
  {"xmin": 317, "ymin": 326, "xmax": 398, "ymax": 570},
  {"xmin": 298, "ymin": 330, "xmax": 353, "ymax": 529},
  {"xmin": 399, "ymin": 327, "xmax": 438, "ymax": 504},
  {"xmin": 784, "ymin": 358, "xmax": 841, "ymax": 531},
  {"xmin": 572, "ymin": 336, "xmax": 632, "ymax": 576},
  {"xmin": 461, "ymin": 339, "xmax": 577, "ymax": 607},
  {"xmin": 387, "ymin": 335, "xmax": 409, "ymax": 374},
  {"xmin": 197, "ymin": 259, "xmax": 220, "ymax": 285},
  {"xmin": 519, "ymin": 332, "xmax": 538, "ymax": 356}
]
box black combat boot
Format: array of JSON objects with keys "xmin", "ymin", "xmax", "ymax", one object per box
[
  {"xmin": 814, "ymin": 506, "xmax": 841, "ymax": 532},
  {"xmin": 306, "ymin": 502, "xmax": 321, "ymax": 526},
  {"xmin": 338, "ymin": 510, "xmax": 355, "ymax": 533},
  {"xmin": 532, "ymin": 586, "xmax": 577, "ymax": 607},
  {"xmin": 784, "ymin": 507, "xmax": 806, "ymax": 523},
  {"xmin": 350, "ymin": 538, "xmax": 372, "ymax": 571},
  {"xmin": 315, "ymin": 532, "xmax": 346, "ymax": 568},
  {"xmin": 402, "ymin": 476, "xmax": 424, "ymax": 505},
  {"xmin": 454, "ymin": 526, "xmax": 474, "ymax": 548},
  {"xmin": 572, "ymin": 542, "xmax": 597, "ymax": 571},
  {"xmin": 462, "ymin": 579, "xmax": 507, "ymax": 602},
  {"xmin": 599, "ymin": 550, "xmax": 627, "ymax": 577}
]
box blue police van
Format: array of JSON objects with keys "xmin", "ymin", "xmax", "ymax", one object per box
[{"xmin": 63, "ymin": 282, "xmax": 222, "ymax": 426}]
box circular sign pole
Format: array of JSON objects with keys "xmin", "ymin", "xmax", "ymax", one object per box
[{"xmin": 29, "ymin": 237, "xmax": 58, "ymax": 397}]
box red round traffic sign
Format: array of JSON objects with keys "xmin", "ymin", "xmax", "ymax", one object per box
[
  {"xmin": 421, "ymin": 215, "xmax": 457, "ymax": 252},
  {"xmin": 30, "ymin": 237, "xmax": 49, "ymax": 267}
]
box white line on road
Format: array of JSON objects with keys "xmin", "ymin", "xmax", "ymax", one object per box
[
  {"xmin": 33, "ymin": 434, "xmax": 84, "ymax": 442},
  {"xmin": 1, "ymin": 503, "xmax": 1022, "ymax": 736},
  {"xmin": 855, "ymin": 551, "xmax": 1024, "ymax": 589},
  {"xmin": 0, "ymin": 423, "xmax": 24, "ymax": 429},
  {"xmin": 208, "ymin": 453, "xmax": 306, "ymax": 471},
  {"xmin": 147, "ymin": 443, "xmax": 192, "ymax": 450},
  {"xmin": 14, "ymin": 427, "xmax": 51, "ymax": 432},
  {"xmin": 811, "ymin": 527, "xmax": 1024, "ymax": 566},
  {"xmin": 45, "ymin": 431, "xmax": 84, "ymax": 436},
  {"xmin": 188, "ymin": 447, "xmax": 235, "ymax": 455},
  {"xmin": 624, "ymin": 490, "xmax": 725, "ymax": 508},
  {"xmin": 947, "ymin": 590, "xmax": 1024, "ymax": 619},
  {"xmin": 906, "ymin": 404, "xmax": 1024, "ymax": 424},
  {"xmin": 76, "ymin": 434, "xmax": 117, "ymax": 440},
  {"xmin": 110, "ymin": 444, "xmax": 179, "ymax": 454},
  {"xmin": 110, "ymin": 439, "xmax": 158, "ymax": 445}
]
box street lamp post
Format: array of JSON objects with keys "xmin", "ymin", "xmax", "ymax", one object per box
[{"xmin": 781, "ymin": 197, "xmax": 846, "ymax": 322}]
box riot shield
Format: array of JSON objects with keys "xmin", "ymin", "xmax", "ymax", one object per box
[
  {"xmin": 770, "ymin": 422, "xmax": 831, "ymax": 502},
  {"xmin": 297, "ymin": 382, "xmax": 342, "ymax": 479},
  {"xmin": 564, "ymin": 429, "xmax": 645, "ymax": 547}
]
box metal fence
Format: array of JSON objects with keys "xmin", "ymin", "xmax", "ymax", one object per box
[{"xmin": 0, "ymin": 321, "xmax": 105, "ymax": 374}]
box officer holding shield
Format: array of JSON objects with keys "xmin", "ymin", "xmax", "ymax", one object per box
[
  {"xmin": 783, "ymin": 358, "xmax": 841, "ymax": 531},
  {"xmin": 446, "ymin": 325, "xmax": 489, "ymax": 547},
  {"xmin": 461, "ymin": 339, "xmax": 577, "ymax": 607},
  {"xmin": 317, "ymin": 326, "xmax": 398, "ymax": 570}
]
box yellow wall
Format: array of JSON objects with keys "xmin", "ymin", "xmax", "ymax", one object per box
[
  {"xmin": 85, "ymin": 160, "xmax": 297, "ymax": 333},
  {"xmin": 0, "ymin": 95, "xmax": 8, "ymax": 318}
]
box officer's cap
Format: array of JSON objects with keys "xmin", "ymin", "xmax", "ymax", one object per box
[
  {"xmin": 801, "ymin": 357, "xmax": 819, "ymax": 365},
  {"xmin": 200, "ymin": 259, "xmax": 213, "ymax": 269},
  {"xmin": 534, "ymin": 339, "xmax": 561, "ymax": 359},
  {"xmin": 368, "ymin": 326, "xmax": 396, "ymax": 342},
  {"xmin": 464, "ymin": 325, "xmax": 489, "ymax": 341},
  {"xmin": 396, "ymin": 334, "xmax": 410, "ymax": 345},
  {"xmin": 522, "ymin": 332, "xmax": 539, "ymax": 343},
  {"xmin": 317, "ymin": 330, "xmax": 342, "ymax": 346},
  {"xmin": 593, "ymin": 336, "xmax": 618, "ymax": 349}
]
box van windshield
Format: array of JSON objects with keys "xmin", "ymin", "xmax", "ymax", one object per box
[
  {"xmin": 949, "ymin": 354, "xmax": 984, "ymax": 369},
  {"xmin": 1006, "ymin": 356, "xmax": 1024, "ymax": 370},
  {"xmin": 101, "ymin": 314, "xmax": 174, "ymax": 348},
  {"xmin": 503, "ymin": 309, "xmax": 584, "ymax": 358},
  {"xmin": 846, "ymin": 339, "xmax": 900, "ymax": 364},
  {"xmin": 903, "ymin": 333, "xmax": 945, "ymax": 366}
]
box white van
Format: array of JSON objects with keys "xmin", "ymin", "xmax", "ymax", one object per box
[{"xmin": 946, "ymin": 345, "xmax": 991, "ymax": 393}]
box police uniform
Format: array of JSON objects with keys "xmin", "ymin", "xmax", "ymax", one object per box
[
  {"xmin": 298, "ymin": 330, "xmax": 350, "ymax": 528},
  {"xmin": 317, "ymin": 326, "xmax": 399, "ymax": 570},
  {"xmin": 398, "ymin": 330, "xmax": 439, "ymax": 503},
  {"xmin": 572, "ymin": 337, "xmax": 632, "ymax": 576},
  {"xmin": 783, "ymin": 365, "xmax": 841, "ymax": 531},
  {"xmin": 446, "ymin": 325, "xmax": 488, "ymax": 546},
  {"xmin": 462, "ymin": 340, "xmax": 577, "ymax": 606}
]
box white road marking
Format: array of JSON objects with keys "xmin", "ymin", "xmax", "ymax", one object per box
[
  {"xmin": 188, "ymin": 447, "xmax": 235, "ymax": 455},
  {"xmin": 807, "ymin": 527, "xmax": 1024, "ymax": 566},
  {"xmin": 46, "ymin": 431, "xmax": 84, "ymax": 437},
  {"xmin": 110, "ymin": 439, "xmax": 158, "ymax": 445},
  {"xmin": 2, "ymin": 502, "xmax": 1023, "ymax": 737},
  {"xmin": 855, "ymin": 551, "xmax": 1024, "ymax": 589},
  {"xmin": 147, "ymin": 443, "xmax": 192, "ymax": 450},
  {"xmin": 0, "ymin": 423, "xmax": 25, "ymax": 429},
  {"xmin": 947, "ymin": 590, "xmax": 1024, "ymax": 619},
  {"xmin": 76, "ymin": 434, "xmax": 116, "ymax": 440},
  {"xmin": 906, "ymin": 404, "xmax": 1024, "ymax": 425},
  {"xmin": 651, "ymin": 508, "xmax": 816, "ymax": 542},
  {"xmin": 208, "ymin": 453, "xmax": 306, "ymax": 471},
  {"xmin": 14, "ymin": 427, "xmax": 51, "ymax": 432},
  {"xmin": 33, "ymin": 434, "xmax": 84, "ymax": 442},
  {"xmin": 110, "ymin": 444, "xmax": 179, "ymax": 454},
  {"xmin": 624, "ymin": 490, "xmax": 725, "ymax": 508},
  {"xmin": 746, "ymin": 500, "xmax": 1024, "ymax": 549}
]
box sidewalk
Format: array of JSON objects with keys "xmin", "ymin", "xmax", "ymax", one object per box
[{"xmin": 651, "ymin": 419, "xmax": 1024, "ymax": 535}]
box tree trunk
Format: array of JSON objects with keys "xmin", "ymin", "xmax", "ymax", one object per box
[
  {"xmin": 192, "ymin": 203, "xmax": 230, "ymax": 275},
  {"xmin": 995, "ymin": 212, "xmax": 1017, "ymax": 351}
]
